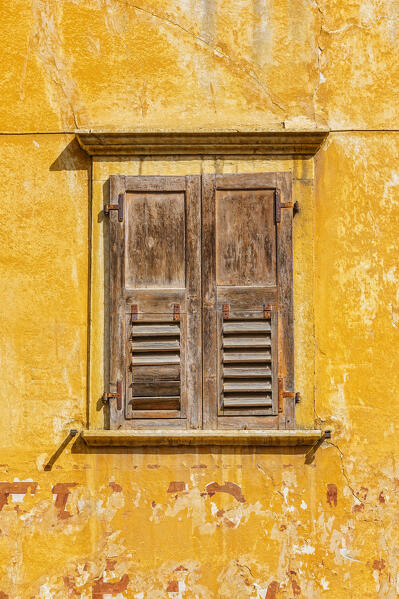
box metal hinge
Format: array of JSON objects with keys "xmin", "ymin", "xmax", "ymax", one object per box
[
  {"xmin": 173, "ymin": 304, "xmax": 180, "ymax": 321},
  {"xmin": 222, "ymin": 304, "xmax": 230, "ymax": 320},
  {"xmin": 104, "ymin": 193, "xmax": 124, "ymax": 222},
  {"xmin": 102, "ymin": 380, "xmax": 122, "ymax": 410},
  {"xmin": 130, "ymin": 304, "xmax": 138, "ymax": 322},
  {"xmin": 278, "ymin": 377, "xmax": 299, "ymax": 413},
  {"xmin": 275, "ymin": 188, "xmax": 295, "ymax": 223},
  {"xmin": 263, "ymin": 303, "xmax": 271, "ymax": 319}
]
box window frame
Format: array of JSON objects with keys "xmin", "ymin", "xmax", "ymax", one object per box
[{"xmin": 106, "ymin": 172, "xmax": 294, "ymax": 431}]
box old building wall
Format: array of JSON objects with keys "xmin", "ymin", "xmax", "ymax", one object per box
[{"xmin": 0, "ymin": 1, "xmax": 398, "ymax": 597}]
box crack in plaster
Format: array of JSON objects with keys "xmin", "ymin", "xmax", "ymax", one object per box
[
  {"xmin": 123, "ymin": 0, "xmax": 286, "ymax": 115},
  {"xmin": 31, "ymin": 0, "xmax": 85, "ymax": 130},
  {"xmin": 326, "ymin": 441, "xmax": 363, "ymax": 504}
]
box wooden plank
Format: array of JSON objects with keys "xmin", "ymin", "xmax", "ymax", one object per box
[
  {"xmin": 217, "ymin": 286, "xmax": 277, "ymax": 310},
  {"xmin": 276, "ymin": 172, "xmax": 295, "ymax": 428},
  {"xmin": 223, "ymin": 321, "xmax": 271, "ymax": 334},
  {"xmin": 132, "ymin": 365, "xmax": 180, "ymax": 380},
  {"xmin": 202, "ymin": 174, "xmax": 218, "ymax": 429},
  {"xmin": 124, "ymin": 175, "xmax": 187, "ymax": 192},
  {"xmin": 222, "ymin": 350, "xmax": 272, "ymax": 362},
  {"xmin": 132, "ymin": 352, "xmax": 180, "ymax": 365},
  {"xmin": 109, "ymin": 175, "xmax": 127, "ymax": 429},
  {"xmin": 131, "ymin": 324, "xmax": 180, "ymax": 336},
  {"xmin": 216, "ymin": 415, "xmax": 279, "ymax": 429},
  {"xmin": 215, "ymin": 172, "xmax": 277, "ymax": 189},
  {"xmin": 128, "ymin": 412, "xmax": 182, "ymax": 422},
  {"xmin": 131, "ymin": 397, "xmax": 180, "ymax": 410},
  {"xmin": 223, "ymin": 366, "xmax": 271, "ymax": 377},
  {"xmin": 125, "ymin": 191, "xmax": 186, "ymax": 289},
  {"xmin": 132, "ymin": 339, "xmax": 180, "ymax": 352},
  {"xmin": 223, "ymin": 381, "xmax": 272, "ymax": 392},
  {"xmin": 184, "ymin": 175, "xmax": 202, "ymax": 429},
  {"xmin": 223, "ymin": 396, "xmax": 273, "ymax": 408},
  {"xmin": 216, "ymin": 189, "xmax": 276, "ymax": 286},
  {"xmin": 132, "ymin": 381, "xmax": 180, "ymax": 397},
  {"xmin": 124, "ymin": 291, "xmax": 186, "ymax": 313},
  {"xmin": 223, "ymin": 335, "xmax": 271, "ymax": 348}
]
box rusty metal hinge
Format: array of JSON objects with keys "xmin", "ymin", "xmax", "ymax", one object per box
[
  {"xmin": 102, "ymin": 380, "xmax": 122, "ymax": 410},
  {"xmin": 263, "ymin": 303, "xmax": 271, "ymax": 319},
  {"xmin": 278, "ymin": 377, "xmax": 299, "ymax": 414},
  {"xmin": 104, "ymin": 193, "xmax": 124, "ymax": 222},
  {"xmin": 275, "ymin": 188, "xmax": 295, "ymax": 223},
  {"xmin": 222, "ymin": 304, "xmax": 230, "ymax": 320},
  {"xmin": 173, "ymin": 304, "xmax": 180, "ymax": 321},
  {"xmin": 130, "ymin": 304, "xmax": 138, "ymax": 323}
]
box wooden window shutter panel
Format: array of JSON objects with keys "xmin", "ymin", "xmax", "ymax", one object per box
[
  {"xmin": 202, "ymin": 172, "xmax": 294, "ymax": 430},
  {"xmin": 108, "ymin": 175, "xmax": 202, "ymax": 429}
]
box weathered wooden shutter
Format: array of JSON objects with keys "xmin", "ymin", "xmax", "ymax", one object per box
[
  {"xmin": 202, "ymin": 173, "xmax": 294, "ymax": 429},
  {"xmin": 108, "ymin": 175, "xmax": 201, "ymax": 429}
]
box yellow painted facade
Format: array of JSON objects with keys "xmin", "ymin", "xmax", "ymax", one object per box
[{"xmin": 1, "ymin": 1, "xmax": 399, "ymax": 597}]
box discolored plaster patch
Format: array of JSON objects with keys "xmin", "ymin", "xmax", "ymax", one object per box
[{"xmin": 206, "ymin": 481, "xmax": 246, "ymax": 503}]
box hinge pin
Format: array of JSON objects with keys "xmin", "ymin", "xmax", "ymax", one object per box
[
  {"xmin": 102, "ymin": 380, "xmax": 122, "ymax": 410},
  {"xmin": 104, "ymin": 193, "xmax": 124, "ymax": 222}
]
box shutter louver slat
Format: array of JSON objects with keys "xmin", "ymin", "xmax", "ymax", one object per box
[
  {"xmin": 221, "ymin": 317, "xmax": 273, "ymax": 410},
  {"xmin": 130, "ymin": 321, "xmax": 181, "ymax": 411}
]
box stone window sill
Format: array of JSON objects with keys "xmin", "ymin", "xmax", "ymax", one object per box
[{"xmin": 80, "ymin": 429, "xmax": 325, "ymax": 447}]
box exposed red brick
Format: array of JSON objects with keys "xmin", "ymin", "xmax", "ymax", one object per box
[
  {"xmin": 106, "ymin": 559, "xmax": 116, "ymax": 571},
  {"xmin": 359, "ymin": 486, "xmax": 369, "ymax": 501},
  {"xmin": 63, "ymin": 576, "xmax": 77, "ymax": 593},
  {"xmin": 0, "ymin": 481, "xmax": 38, "ymax": 511},
  {"xmin": 166, "ymin": 580, "xmax": 179, "ymax": 592},
  {"xmin": 353, "ymin": 503, "xmax": 364, "ymax": 513},
  {"xmin": 109, "ymin": 482, "xmax": 122, "ymax": 493},
  {"xmin": 147, "ymin": 464, "xmax": 160, "ymax": 469},
  {"xmin": 224, "ymin": 518, "xmax": 235, "ymax": 528},
  {"xmin": 265, "ymin": 581, "xmax": 279, "ymax": 599},
  {"xmin": 216, "ymin": 509, "xmax": 225, "ymax": 517},
  {"xmin": 0, "ymin": 592, "xmax": 9, "ymax": 599},
  {"xmin": 92, "ymin": 574, "xmax": 129, "ymax": 598},
  {"xmin": 326, "ymin": 483, "xmax": 338, "ymax": 507},
  {"xmin": 174, "ymin": 565, "xmax": 188, "ymax": 571},
  {"xmin": 206, "ymin": 482, "xmax": 246, "ymax": 503},
  {"xmin": 52, "ymin": 483, "xmax": 78, "ymax": 520},
  {"xmin": 292, "ymin": 579, "xmax": 301, "ymax": 596},
  {"xmin": 378, "ymin": 491, "xmax": 385, "ymax": 504},
  {"xmin": 167, "ymin": 481, "xmax": 186, "ymax": 493},
  {"xmin": 373, "ymin": 559, "xmax": 386, "ymax": 572}
]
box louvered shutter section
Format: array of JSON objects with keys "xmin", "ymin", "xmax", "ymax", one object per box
[
  {"xmin": 108, "ymin": 175, "xmax": 201, "ymax": 429},
  {"xmin": 202, "ymin": 173, "xmax": 294, "ymax": 429}
]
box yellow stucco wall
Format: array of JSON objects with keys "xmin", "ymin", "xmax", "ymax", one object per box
[{"xmin": 1, "ymin": 2, "xmax": 399, "ymax": 597}]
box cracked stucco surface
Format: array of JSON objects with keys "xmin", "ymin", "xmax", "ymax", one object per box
[
  {"xmin": 1, "ymin": 0, "xmax": 398, "ymax": 131},
  {"xmin": 0, "ymin": 1, "xmax": 399, "ymax": 597}
]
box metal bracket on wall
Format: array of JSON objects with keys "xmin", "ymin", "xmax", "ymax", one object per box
[
  {"xmin": 278, "ymin": 377, "xmax": 298, "ymax": 414},
  {"xmin": 102, "ymin": 380, "xmax": 122, "ymax": 410},
  {"xmin": 104, "ymin": 193, "xmax": 124, "ymax": 222}
]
